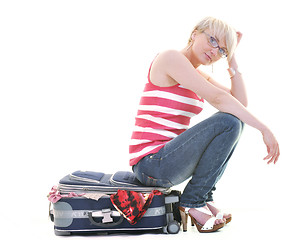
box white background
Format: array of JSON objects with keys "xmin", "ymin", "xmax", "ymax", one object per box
[{"xmin": 1, "ymin": 0, "xmax": 307, "ymax": 239}]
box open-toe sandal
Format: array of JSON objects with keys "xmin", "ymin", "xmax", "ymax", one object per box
[
  {"xmin": 207, "ymin": 201, "xmax": 232, "ymax": 224},
  {"xmin": 179, "ymin": 206, "xmax": 225, "ymax": 233}
]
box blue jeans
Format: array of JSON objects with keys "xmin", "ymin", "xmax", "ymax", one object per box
[{"xmin": 132, "ymin": 112, "xmax": 244, "ymax": 208}]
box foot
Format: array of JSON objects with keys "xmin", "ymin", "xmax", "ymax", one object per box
[
  {"xmin": 206, "ymin": 201, "xmax": 231, "ymax": 223},
  {"xmin": 188, "ymin": 206, "xmax": 224, "ymax": 226}
]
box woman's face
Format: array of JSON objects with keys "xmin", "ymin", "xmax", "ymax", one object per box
[{"xmin": 191, "ymin": 30, "xmax": 228, "ymax": 65}]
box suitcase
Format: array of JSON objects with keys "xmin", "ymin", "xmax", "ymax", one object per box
[{"xmin": 48, "ymin": 170, "xmax": 181, "ymax": 236}]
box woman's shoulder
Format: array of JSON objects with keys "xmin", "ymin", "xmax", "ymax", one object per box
[
  {"xmin": 151, "ymin": 50, "xmax": 184, "ymax": 70},
  {"xmin": 150, "ymin": 50, "xmax": 185, "ymax": 87},
  {"xmin": 156, "ymin": 49, "xmax": 185, "ymax": 61},
  {"xmin": 153, "ymin": 50, "xmax": 192, "ymax": 72}
]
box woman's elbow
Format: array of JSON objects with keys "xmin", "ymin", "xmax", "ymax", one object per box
[
  {"xmin": 208, "ymin": 93, "xmax": 225, "ymax": 108},
  {"xmin": 209, "ymin": 92, "xmax": 248, "ymax": 110}
]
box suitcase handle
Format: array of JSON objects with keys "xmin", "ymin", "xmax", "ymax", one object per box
[{"xmin": 88, "ymin": 210, "xmax": 124, "ymax": 227}]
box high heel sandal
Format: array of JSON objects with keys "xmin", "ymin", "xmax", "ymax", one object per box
[
  {"xmin": 207, "ymin": 201, "xmax": 232, "ymax": 224},
  {"xmin": 179, "ymin": 206, "xmax": 225, "ymax": 233}
]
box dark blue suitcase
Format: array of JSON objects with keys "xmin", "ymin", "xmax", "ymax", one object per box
[{"xmin": 49, "ymin": 171, "xmax": 180, "ymax": 236}]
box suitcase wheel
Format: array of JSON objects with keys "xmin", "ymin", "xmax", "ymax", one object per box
[{"xmin": 167, "ymin": 220, "xmax": 180, "ymax": 234}]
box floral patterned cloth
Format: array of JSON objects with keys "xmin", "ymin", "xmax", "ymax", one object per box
[{"xmin": 110, "ymin": 189, "xmax": 161, "ymax": 225}]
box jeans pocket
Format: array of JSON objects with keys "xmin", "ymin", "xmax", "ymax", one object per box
[{"xmin": 141, "ymin": 173, "xmax": 173, "ymax": 188}]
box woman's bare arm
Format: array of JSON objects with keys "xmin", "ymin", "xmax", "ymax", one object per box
[
  {"xmin": 228, "ymin": 54, "xmax": 248, "ymax": 107},
  {"xmin": 198, "ymin": 61, "xmax": 248, "ymax": 109},
  {"xmin": 156, "ymin": 50, "xmax": 280, "ymax": 164}
]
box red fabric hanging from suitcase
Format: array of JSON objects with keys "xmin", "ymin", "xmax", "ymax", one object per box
[{"xmin": 110, "ymin": 190, "xmax": 162, "ymax": 225}]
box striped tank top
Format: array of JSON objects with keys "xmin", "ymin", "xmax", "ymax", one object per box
[{"xmin": 129, "ymin": 63, "xmax": 204, "ymax": 166}]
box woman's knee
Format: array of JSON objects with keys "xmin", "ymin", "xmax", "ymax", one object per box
[{"xmin": 215, "ymin": 112, "xmax": 243, "ymax": 134}]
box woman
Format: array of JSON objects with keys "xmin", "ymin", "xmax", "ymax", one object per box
[{"xmin": 129, "ymin": 17, "xmax": 280, "ymax": 233}]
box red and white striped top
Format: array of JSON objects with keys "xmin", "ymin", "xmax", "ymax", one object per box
[{"xmin": 129, "ymin": 66, "xmax": 204, "ymax": 166}]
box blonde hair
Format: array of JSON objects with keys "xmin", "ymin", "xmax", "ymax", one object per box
[{"xmin": 188, "ymin": 17, "xmax": 237, "ymax": 61}]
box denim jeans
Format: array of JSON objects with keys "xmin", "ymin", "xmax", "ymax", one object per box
[{"xmin": 132, "ymin": 112, "xmax": 244, "ymax": 208}]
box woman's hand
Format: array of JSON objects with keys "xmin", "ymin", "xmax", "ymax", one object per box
[
  {"xmin": 228, "ymin": 32, "xmax": 243, "ymax": 68},
  {"xmin": 262, "ymin": 128, "xmax": 280, "ymax": 164}
]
